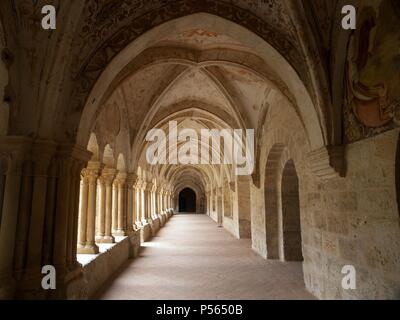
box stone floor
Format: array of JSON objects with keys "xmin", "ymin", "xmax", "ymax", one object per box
[{"xmin": 95, "ymin": 214, "xmax": 315, "ymax": 300}]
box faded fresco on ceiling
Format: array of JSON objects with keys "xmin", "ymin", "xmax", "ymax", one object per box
[{"xmin": 345, "ymin": 0, "xmax": 400, "ymax": 142}]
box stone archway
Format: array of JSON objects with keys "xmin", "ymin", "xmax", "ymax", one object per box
[
  {"xmin": 264, "ymin": 143, "xmax": 303, "ymax": 262},
  {"xmin": 179, "ymin": 188, "xmax": 197, "ymax": 213},
  {"xmin": 264, "ymin": 144, "xmax": 286, "ymax": 260},
  {"xmin": 281, "ymin": 159, "xmax": 303, "ymax": 262},
  {"xmin": 75, "ymin": 13, "xmax": 327, "ymax": 152}
]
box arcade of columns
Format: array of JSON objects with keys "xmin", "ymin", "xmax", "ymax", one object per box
[{"xmin": 77, "ymin": 160, "xmax": 174, "ymax": 255}]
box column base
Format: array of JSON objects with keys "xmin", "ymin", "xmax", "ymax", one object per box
[
  {"xmin": 77, "ymin": 244, "xmax": 99, "ymax": 254},
  {"xmin": 159, "ymin": 213, "xmax": 167, "ymax": 226},
  {"xmin": 112, "ymin": 230, "xmax": 126, "ymax": 237},
  {"xmin": 128, "ymin": 230, "xmax": 141, "ymax": 258},
  {"xmin": 135, "ymin": 221, "xmax": 143, "ymax": 229},
  {"xmin": 150, "ymin": 217, "xmax": 161, "ymax": 235},
  {"xmin": 96, "ymin": 235, "xmax": 115, "ymax": 244},
  {"xmin": 140, "ymin": 223, "xmax": 152, "ymax": 242}
]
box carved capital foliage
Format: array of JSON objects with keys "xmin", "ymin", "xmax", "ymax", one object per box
[
  {"xmin": 114, "ymin": 172, "xmax": 127, "ymax": 186},
  {"xmin": 133, "ymin": 178, "xmax": 142, "ymax": 189},
  {"xmin": 307, "ymin": 145, "xmax": 346, "ymax": 180},
  {"xmin": 145, "ymin": 182, "xmax": 154, "ymax": 193},
  {"xmin": 97, "ymin": 176, "xmax": 107, "ymax": 186},
  {"xmin": 125, "ymin": 173, "xmax": 138, "ymax": 188},
  {"xmin": 101, "ymin": 167, "xmax": 117, "ymax": 184},
  {"xmin": 81, "ymin": 160, "xmax": 102, "ymax": 180}
]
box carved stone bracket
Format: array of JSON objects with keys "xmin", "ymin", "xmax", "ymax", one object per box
[{"xmin": 307, "ymin": 145, "xmax": 346, "ymax": 180}]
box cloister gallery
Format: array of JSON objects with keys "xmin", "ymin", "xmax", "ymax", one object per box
[{"xmin": 0, "ymin": 0, "xmax": 399, "ymax": 300}]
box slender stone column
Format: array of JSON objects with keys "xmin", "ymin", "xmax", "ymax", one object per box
[
  {"xmin": 99, "ymin": 168, "xmax": 116, "ymax": 243},
  {"xmin": 77, "ymin": 161, "xmax": 101, "ymax": 254},
  {"xmin": 150, "ymin": 188, "xmax": 155, "ymax": 219},
  {"xmin": 86, "ymin": 165, "xmax": 100, "ymax": 253},
  {"xmin": 126, "ymin": 173, "xmax": 137, "ymax": 234},
  {"xmin": 112, "ymin": 178, "xmax": 118, "ymax": 234},
  {"xmin": 164, "ymin": 190, "xmax": 168, "ymax": 211},
  {"xmin": 159, "ymin": 188, "xmax": 164, "ymax": 212},
  {"xmin": 152, "ymin": 183, "xmax": 158, "ymax": 219},
  {"xmin": 114, "ymin": 172, "xmax": 127, "ymax": 236},
  {"xmin": 134, "ymin": 179, "xmax": 142, "ymax": 227},
  {"xmin": 140, "ymin": 182, "xmax": 147, "ymax": 223},
  {"xmin": 155, "ymin": 187, "xmax": 160, "ymax": 214},
  {"xmin": 78, "ymin": 177, "xmax": 89, "ymax": 249},
  {"xmin": 163, "ymin": 190, "xmax": 168, "ymax": 211},
  {"xmin": 95, "ymin": 177, "xmax": 106, "ymax": 242},
  {"xmin": 167, "ymin": 190, "xmax": 172, "ymax": 209},
  {"xmin": 144, "ymin": 182, "xmax": 153, "ymax": 222}
]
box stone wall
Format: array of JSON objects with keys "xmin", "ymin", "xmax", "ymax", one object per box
[
  {"xmin": 302, "ymin": 129, "xmax": 400, "ymax": 299},
  {"xmin": 81, "ymin": 231, "xmax": 140, "ymax": 299},
  {"xmin": 222, "ymin": 216, "xmax": 238, "ymax": 239},
  {"xmin": 251, "ymin": 91, "xmax": 400, "ymax": 299}
]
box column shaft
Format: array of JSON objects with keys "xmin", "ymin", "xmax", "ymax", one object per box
[
  {"xmin": 85, "ymin": 175, "xmax": 99, "ymax": 253},
  {"xmin": 96, "ymin": 178, "xmax": 106, "ymax": 241},
  {"xmin": 78, "ymin": 179, "xmax": 89, "ymax": 247},
  {"xmin": 112, "ymin": 182, "xmax": 118, "ymax": 234}
]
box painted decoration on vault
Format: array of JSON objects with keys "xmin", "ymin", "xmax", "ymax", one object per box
[{"xmin": 345, "ymin": 0, "xmax": 400, "ymax": 142}]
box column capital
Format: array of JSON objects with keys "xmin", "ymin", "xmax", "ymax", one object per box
[
  {"xmin": 125, "ymin": 173, "xmax": 138, "ymax": 188},
  {"xmin": 101, "ymin": 167, "xmax": 117, "ymax": 184},
  {"xmin": 133, "ymin": 178, "xmax": 142, "ymax": 189},
  {"xmin": 114, "ymin": 172, "xmax": 127, "ymax": 186},
  {"xmin": 145, "ymin": 182, "xmax": 154, "ymax": 193},
  {"xmin": 82, "ymin": 162, "xmax": 102, "ymax": 180}
]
